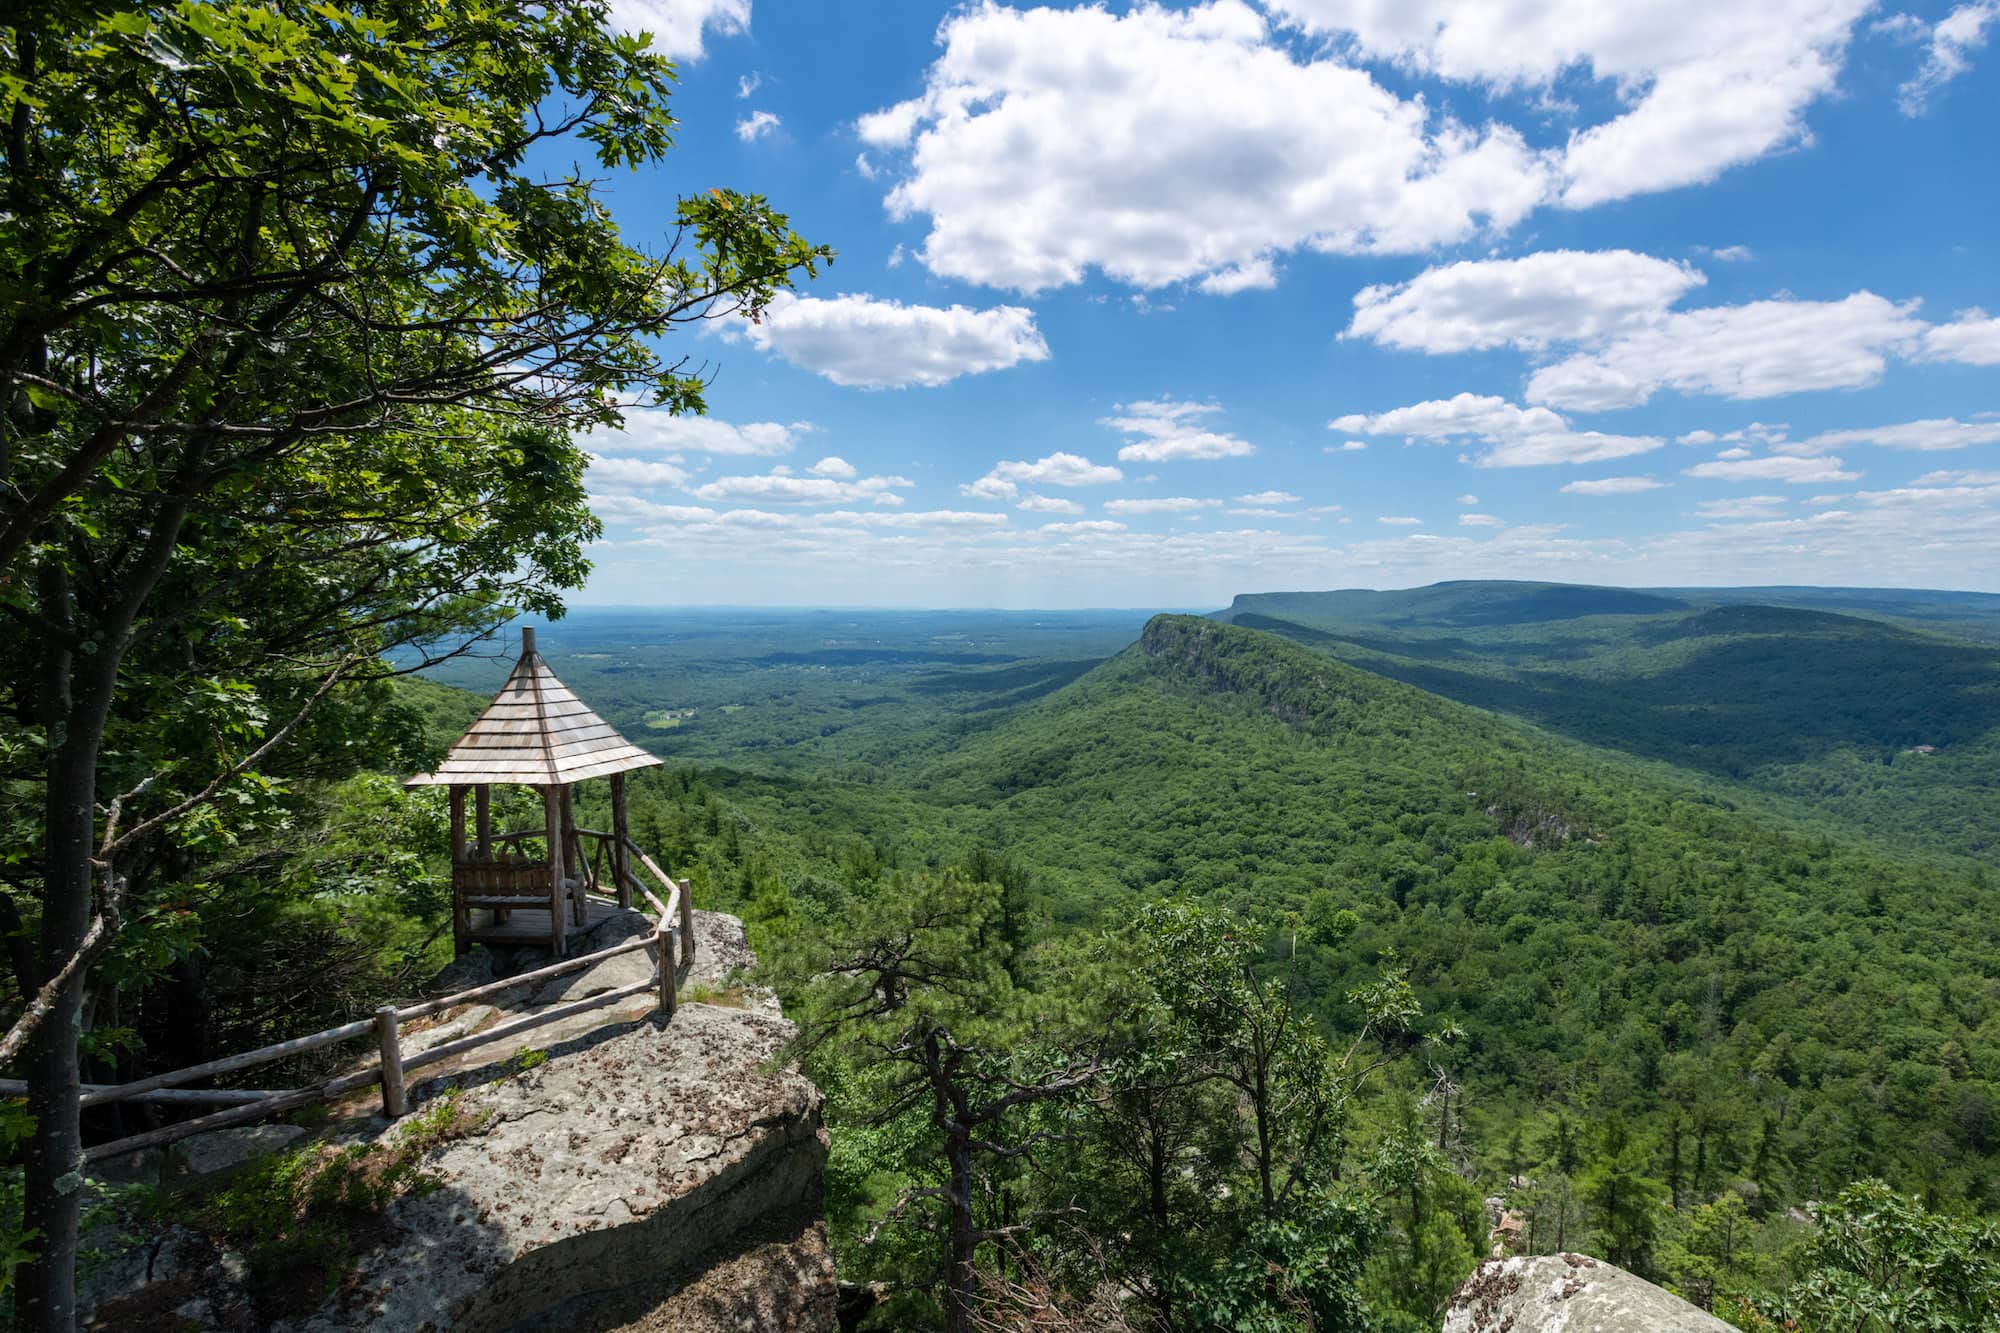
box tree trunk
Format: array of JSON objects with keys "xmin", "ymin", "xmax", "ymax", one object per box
[
  {"xmin": 18, "ymin": 494, "xmax": 189, "ymax": 1333},
  {"xmin": 18, "ymin": 643, "xmax": 117, "ymax": 1333},
  {"xmin": 1148, "ymin": 1127, "xmax": 1169, "ymax": 1227},
  {"xmin": 1252, "ymin": 1060, "xmax": 1275, "ymax": 1216},
  {"xmin": 945, "ymin": 1127, "xmax": 978, "ymax": 1333}
]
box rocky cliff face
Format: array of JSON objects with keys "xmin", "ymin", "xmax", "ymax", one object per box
[
  {"xmin": 85, "ymin": 913, "xmax": 837, "ymax": 1333},
  {"xmin": 1443, "ymin": 1253, "xmax": 1735, "ymax": 1333}
]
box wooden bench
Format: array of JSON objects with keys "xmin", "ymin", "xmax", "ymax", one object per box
[{"xmin": 452, "ymin": 853, "xmax": 587, "ymax": 950}]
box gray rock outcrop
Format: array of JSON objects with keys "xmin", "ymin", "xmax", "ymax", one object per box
[
  {"xmin": 1443, "ymin": 1253, "xmax": 1734, "ymax": 1332},
  {"xmin": 84, "ymin": 911, "xmax": 834, "ymax": 1333},
  {"xmin": 298, "ymin": 1001, "xmax": 830, "ymax": 1332}
]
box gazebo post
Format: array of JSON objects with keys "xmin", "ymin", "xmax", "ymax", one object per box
[
  {"xmin": 448, "ymin": 787, "xmax": 469, "ymax": 956},
  {"xmin": 557, "ymin": 784, "xmax": 578, "ymax": 876},
  {"xmin": 543, "ymin": 784, "xmax": 565, "ymax": 958},
  {"xmin": 557, "ymin": 784, "xmax": 584, "ymax": 924},
  {"xmin": 610, "ymin": 772, "xmax": 632, "ymax": 910},
  {"xmin": 474, "ymin": 784, "xmax": 492, "ymax": 856}
]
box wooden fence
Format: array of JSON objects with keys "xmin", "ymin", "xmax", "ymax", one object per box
[{"xmin": 72, "ymin": 835, "xmax": 695, "ymax": 1165}]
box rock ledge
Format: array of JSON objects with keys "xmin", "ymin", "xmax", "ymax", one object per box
[{"xmin": 1444, "ymin": 1253, "xmax": 1734, "ymax": 1332}]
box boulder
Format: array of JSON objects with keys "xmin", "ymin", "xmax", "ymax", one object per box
[
  {"xmin": 428, "ymin": 945, "xmax": 497, "ymax": 994},
  {"xmin": 402, "ymin": 1003, "xmax": 501, "ymax": 1055},
  {"xmin": 533, "ymin": 909, "xmax": 656, "ymax": 1005},
  {"xmin": 1444, "ymin": 1253, "xmax": 1735, "ymax": 1333},
  {"xmin": 511, "ymin": 1207, "xmax": 836, "ymax": 1332},
  {"xmin": 289, "ymin": 1002, "xmax": 828, "ymax": 1332},
  {"xmin": 681, "ymin": 911, "xmax": 782, "ymax": 1017},
  {"xmin": 171, "ymin": 1124, "xmax": 307, "ymax": 1178}
]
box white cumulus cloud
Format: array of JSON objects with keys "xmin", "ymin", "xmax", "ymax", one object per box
[
  {"xmin": 1332, "ymin": 392, "xmax": 1663, "ymax": 467},
  {"xmin": 1103, "ymin": 400, "xmax": 1258, "ymax": 463},
  {"xmin": 1899, "ymin": 2, "xmax": 2000, "ymax": 113},
  {"xmin": 607, "ymin": 0, "xmax": 749, "ymax": 59},
  {"xmin": 1040, "ymin": 520, "xmax": 1127, "ymax": 535},
  {"xmin": 855, "ymin": 1, "xmax": 1549, "ymax": 294},
  {"xmin": 1347, "ymin": 250, "xmax": 1705, "ymax": 353},
  {"xmin": 1921, "ymin": 310, "xmax": 2000, "ymax": 365},
  {"xmin": 1696, "ymin": 495, "xmax": 1789, "ymax": 518},
  {"xmin": 1267, "ymin": 0, "xmax": 1874, "ymax": 207},
  {"xmin": 809, "ymin": 456, "xmax": 858, "ymax": 478},
  {"xmin": 1016, "ymin": 494, "xmax": 1084, "ymax": 514},
  {"xmin": 1684, "ymin": 454, "xmax": 1860, "ymax": 483},
  {"xmin": 736, "ymin": 109, "xmax": 781, "ymax": 142},
  {"xmin": 587, "ymin": 455, "xmax": 691, "ymax": 491},
  {"xmin": 963, "ymin": 452, "xmax": 1124, "ymax": 501},
  {"xmin": 1345, "ymin": 250, "xmax": 1974, "ymax": 412},
  {"xmin": 1525, "ymin": 292, "xmax": 1926, "ymax": 411},
  {"xmin": 1104, "ymin": 497, "xmax": 1222, "ymax": 514},
  {"xmin": 1802, "ymin": 418, "xmax": 2000, "ymax": 451},
  {"xmin": 1561, "ymin": 477, "xmax": 1667, "ymax": 494},
  {"xmin": 741, "ymin": 293, "xmax": 1050, "ymax": 388},
  {"xmin": 592, "ymin": 413, "xmax": 807, "ymax": 456},
  {"xmin": 691, "ymin": 469, "xmax": 914, "ymax": 505}
]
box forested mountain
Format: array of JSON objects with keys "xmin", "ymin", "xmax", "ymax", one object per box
[
  {"xmin": 1218, "ymin": 582, "xmax": 2000, "ymax": 862},
  {"xmin": 896, "ymin": 615, "xmax": 1999, "ymax": 1203},
  {"xmin": 610, "ymin": 609, "xmax": 1998, "ymax": 1327}
]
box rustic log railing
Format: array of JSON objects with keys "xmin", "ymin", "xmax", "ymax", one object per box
[{"xmin": 77, "ymin": 838, "xmax": 695, "ymax": 1165}]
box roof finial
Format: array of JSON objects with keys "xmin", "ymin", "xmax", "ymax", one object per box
[{"xmin": 521, "ymin": 626, "xmax": 537, "ymax": 656}]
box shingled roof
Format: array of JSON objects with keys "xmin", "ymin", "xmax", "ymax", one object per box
[{"xmin": 406, "ymin": 628, "xmax": 662, "ymax": 787}]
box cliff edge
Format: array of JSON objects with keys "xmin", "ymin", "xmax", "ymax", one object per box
[{"xmin": 85, "ymin": 913, "xmax": 836, "ymax": 1333}]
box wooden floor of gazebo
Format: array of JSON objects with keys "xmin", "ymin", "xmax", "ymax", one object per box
[{"xmin": 466, "ymin": 895, "xmax": 629, "ymax": 947}]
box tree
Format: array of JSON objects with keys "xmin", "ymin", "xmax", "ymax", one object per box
[
  {"xmin": 775, "ymin": 871, "xmax": 1105, "ymax": 1333},
  {"xmin": 1580, "ymin": 1114, "xmax": 1666, "ymax": 1276},
  {"xmin": 1363, "ymin": 1103, "xmax": 1483, "ymax": 1332},
  {"xmin": 0, "ymin": 3, "xmax": 827, "ymax": 1325},
  {"xmin": 1787, "ymin": 1179, "xmax": 2000, "ymax": 1332},
  {"xmin": 1100, "ymin": 900, "xmax": 1429, "ymax": 1332}
]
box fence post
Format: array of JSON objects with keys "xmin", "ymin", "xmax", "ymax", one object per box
[
  {"xmin": 658, "ymin": 926, "xmax": 678, "ymax": 1017},
  {"xmin": 375, "ymin": 1006, "xmax": 407, "ymax": 1119},
  {"xmin": 677, "ymin": 877, "xmax": 695, "ymax": 959}
]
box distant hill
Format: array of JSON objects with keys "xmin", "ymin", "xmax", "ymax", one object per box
[
  {"xmin": 909, "ymin": 615, "xmax": 2000, "ymax": 1204},
  {"xmin": 1225, "ymin": 581, "xmax": 2000, "ymax": 640},
  {"xmin": 1228, "ymin": 580, "xmax": 1689, "ymax": 629},
  {"xmin": 1217, "ymin": 581, "xmax": 2000, "ymax": 862}
]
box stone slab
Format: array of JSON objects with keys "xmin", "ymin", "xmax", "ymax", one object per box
[{"xmin": 1444, "ymin": 1253, "xmax": 1736, "ymax": 1333}]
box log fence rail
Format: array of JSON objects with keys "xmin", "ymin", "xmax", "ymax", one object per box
[{"xmin": 75, "ymin": 836, "xmax": 693, "ymax": 1164}]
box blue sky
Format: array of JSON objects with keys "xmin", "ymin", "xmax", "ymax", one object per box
[{"xmin": 571, "ymin": 0, "xmax": 2000, "ymax": 608}]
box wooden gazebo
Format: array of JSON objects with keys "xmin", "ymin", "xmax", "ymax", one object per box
[{"xmin": 407, "ymin": 627, "xmax": 661, "ymax": 957}]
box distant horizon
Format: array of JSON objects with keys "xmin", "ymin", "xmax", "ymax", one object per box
[{"xmin": 556, "ymin": 576, "xmax": 2000, "ymax": 616}]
